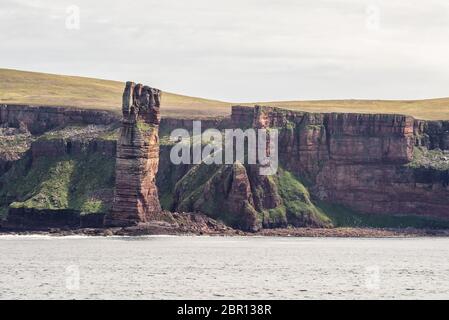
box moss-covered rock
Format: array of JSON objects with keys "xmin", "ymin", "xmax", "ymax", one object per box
[
  {"xmin": 318, "ymin": 201, "xmax": 449, "ymax": 229},
  {"xmin": 276, "ymin": 168, "xmax": 332, "ymax": 227},
  {"xmin": 172, "ymin": 162, "xmax": 261, "ymax": 231},
  {"xmin": 408, "ymin": 146, "xmax": 449, "ymax": 171},
  {"xmin": 167, "ymin": 151, "xmax": 333, "ymax": 230},
  {"xmin": 0, "ymin": 152, "xmax": 115, "ymax": 218}
]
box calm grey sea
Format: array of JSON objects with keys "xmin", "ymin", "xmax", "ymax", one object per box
[{"xmin": 0, "ymin": 235, "xmax": 448, "ymax": 299}]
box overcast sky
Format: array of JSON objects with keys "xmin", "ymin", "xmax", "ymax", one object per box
[{"xmin": 1, "ymin": 0, "xmax": 449, "ymax": 102}]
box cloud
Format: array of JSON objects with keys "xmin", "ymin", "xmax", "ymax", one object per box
[{"xmin": 1, "ymin": 0, "xmax": 449, "ymax": 101}]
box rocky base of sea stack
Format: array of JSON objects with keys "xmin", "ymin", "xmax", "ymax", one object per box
[{"xmin": 1, "ymin": 212, "xmax": 238, "ymax": 236}]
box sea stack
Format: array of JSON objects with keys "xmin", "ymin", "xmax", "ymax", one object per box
[{"xmin": 104, "ymin": 82, "xmax": 162, "ymax": 227}]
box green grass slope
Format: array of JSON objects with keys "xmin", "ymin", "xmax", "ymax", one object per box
[
  {"xmin": 0, "ymin": 68, "xmax": 231, "ymax": 118},
  {"xmin": 0, "ymin": 152, "xmax": 115, "ymax": 218}
]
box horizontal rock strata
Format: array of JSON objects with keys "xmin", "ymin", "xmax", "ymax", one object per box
[
  {"xmin": 232, "ymin": 105, "xmax": 449, "ymax": 218},
  {"xmin": 104, "ymin": 82, "xmax": 162, "ymax": 227}
]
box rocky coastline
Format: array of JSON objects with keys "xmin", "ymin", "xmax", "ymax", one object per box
[
  {"xmin": 1, "ymin": 211, "xmax": 449, "ymax": 238},
  {"xmin": 1, "ymin": 90, "xmax": 449, "ymax": 234}
]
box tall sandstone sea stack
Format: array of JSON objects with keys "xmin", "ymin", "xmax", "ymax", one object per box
[{"xmin": 104, "ymin": 82, "xmax": 162, "ymax": 227}]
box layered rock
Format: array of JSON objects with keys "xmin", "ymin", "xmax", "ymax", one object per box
[
  {"xmin": 414, "ymin": 119, "xmax": 449, "ymax": 150},
  {"xmin": 227, "ymin": 163, "xmax": 259, "ymax": 230},
  {"xmin": 105, "ymin": 82, "xmax": 162, "ymax": 227},
  {"xmin": 0, "ymin": 104, "xmax": 119, "ymax": 135},
  {"xmin": 2, "ymin": 100, "xmax": 449, "ymax": 231},
  {"xmin": 168, "ymin": 159, "xmax": 331, "ymax": 230},
  {"xmin": 29, "ymin": 125, "xmax": 117, "ymax": 159},
  {"xmin": 0, "ymin": 127, "xmax": 33, "ymax": 177},
  {"xmin": 172, "ymin": 162, "xmax": 261, "ymax": 231},
  {"xmin": 232, "ymin": 105, "xmax": 449, "ymax": 218},
  {"xmin": 0, "ymin": 134, "xmax": 116, "ymax": 225}
]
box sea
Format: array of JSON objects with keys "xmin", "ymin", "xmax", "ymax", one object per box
[{"xmin": 1, "ymin": 235, "xmax": 448, "ymax": 299}]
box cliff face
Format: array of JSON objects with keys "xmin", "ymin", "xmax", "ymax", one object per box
[
  {"xmin": 232, "ymin": 106, "xmax": 449, "ymax": 218},
  {"xmin": 415, "ymin": 120, "xmax": 449, "ymax": 150},
  {"xmin": 170, "ymin": 162, "xmax": 261, "ymax": 231},
  {"xmin": 0, "ymin": 104, "xmax": 119, "ymax": 135},
  {"xmin": 166, "ymin": 161, "xmax": 331, "ymax": 231},
  {"xmin": 0, "ymin": 125, "xmax": 116, "ymax": 227},
  {"xmin": 160, "ymin": 114, "xmax": 333, "ymax": 230},
  {"xmin": 2, "ymin": 102, "xmax": 449, "ymax": 231},
  {"xmin": 104, "ymin": 82, "xmax": 162, "ymax": 227}
]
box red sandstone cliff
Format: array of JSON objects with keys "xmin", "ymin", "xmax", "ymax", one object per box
[
  {"xmin": 232, "ymin": 105, "xmax": 449, "ymax": 218},
  {"xmin": 1, "ymin": 102, "xmax": 449, "ymax": 231},
  {"xmin": 0, "ymin": 104, "xmax": 119, "ymax": 135}
]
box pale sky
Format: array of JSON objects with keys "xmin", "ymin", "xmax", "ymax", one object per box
[{"xmin": 1, "ymin": 0, "xmax": 449, "ymax": 102}]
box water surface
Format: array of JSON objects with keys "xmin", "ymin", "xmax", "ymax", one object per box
[{"xmin": 1, "ymin": 235, "xmax": 448, "ymax": 299}]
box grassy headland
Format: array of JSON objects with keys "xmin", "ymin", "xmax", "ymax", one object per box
[
  {"xmin": 0, "ymin": 68, "xmax": 230, "ymax": 119},
  {"xmin": 1, "ymin": 68, "xmax": 449, "ymax": 120}
]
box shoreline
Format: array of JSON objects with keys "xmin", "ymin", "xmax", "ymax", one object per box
[
  {"xmin": 3, "ymin": 213, "xmax": 449, "ymax": 238},
  {"xmin": 2, "ymin": 226, "xmax": 449, "ymax": 238}
]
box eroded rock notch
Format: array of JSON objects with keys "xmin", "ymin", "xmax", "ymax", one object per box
[{"xmin": 105, "ymin": 82, "xmax": 162, "ymax": 226}]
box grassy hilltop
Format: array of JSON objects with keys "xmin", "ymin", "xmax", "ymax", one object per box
[
  {"xmin": 0, "ymin": 68, "xmax": 231, "ymax": 119},
  {"xmin": 1, "ymin": 68, "xmax": 449, "ymax": 120},
  {"xmin": 242, "ymin": 98, "xmax": 449, "ymax": 121}
]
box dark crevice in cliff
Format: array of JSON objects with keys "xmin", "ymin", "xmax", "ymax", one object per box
[{"xmin": 323, "ymin": 115, "xmax": 332, "ymax": 161}]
